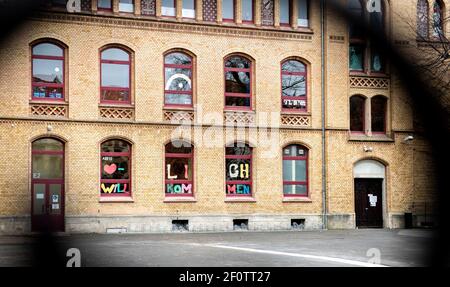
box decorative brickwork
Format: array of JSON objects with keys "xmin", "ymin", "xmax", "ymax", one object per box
[
  {"xmin": 349, "ymin": 76, "xmax": 390, "ymax": 89},
  {"xmin": 224, "ymin": 111, "xmax": 255, "ymax": 125},
  {"xmin": 202, "ymin": 0, "xmax": 217, "ymax": 22},
  {"xmin": 30, "ymin": 104, "xmax": 67, "ymax": 117},
  {"xmin": 261, "ymin": 0, "xmax": 274, "ymax": 26},
  {"xmin": 281, "ymin": 114, "xmax": 311, "ymax": 127},
  {"xmin": 141, "ymin": 0, "xmax": 156, "ymax": 16},
  {"xmin": 163, "ymin": 110, "xmax": 195, "ymax": 122},
  {"xmin": 99, "ymin": 107, "xmax": 134, "ymax": 120}
]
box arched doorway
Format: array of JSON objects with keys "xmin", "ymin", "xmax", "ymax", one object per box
[
  {"xmin": 353, "ymin": 159, "xmax": 386, "ymax": 228},
  {"xmin": 31, "ymin": 138, "xmax": 65, "ymax": 232}
]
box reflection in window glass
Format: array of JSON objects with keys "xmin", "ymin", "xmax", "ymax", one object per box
[
  {"xmin": 348, "ymin": 0, "xmax": 364, "ymax": 39},
  {"xmin": 98, "ymin": 0, "xmax": 112, "ymax": 9},
  {"xmin": 282, "ymin": 145, "xmax": 308, "ymax": 196},
  {"xmin": 222, "ymin": 0, "xmax": 234, "ymax": 20},
  {"xmin": 33, "ymin": 43, "xmax": 63, "ymax": 57},
  {"xmin": 182, "ymin": 0, "xmax": 195, "ymax": 18},
  {"xmin": 32, "ymin": 154, "xmax": 63, "ymax": 179},
  {"xmin": 119, "ymin": 0, "xmax": 134, "ymax": 12},
  {"xmin": 164, "ymin": 52, "xmax": 193, "ymax": 106},
  {"xmin": 281, "ymin": 60, "xmax": 307, "ymax": 110},
  {"xmin": 162, "ymin": 0, "xmax": 176, "ymax": 16},
  {"xmin": 224, "ymin": 56, "xmax": 252, "ymax": 109},
  {"xmin": 242, "ymin": 0, "xmax": 253, "ymax": 22},
  {"xmin": 371, "ymin": 47, "xmax": 384, "ymax": 73},
  {"xmin": 349, "ymin": 44, "xmax": 364, "ymax": 71},
  {"xmin": 32, "ymin": 43, "xmax": 64, "ymax": 100},
  {"xmin": 101, "ymin": 63, "xmax": 130, "ymax": 87},
  {"xmin": 280, "ymin": 0, "xmax": 290, "ymax": 25},
  {"xmin": 100, "ymin": 48, "xmax": 131, "ymax": 103},
  {"xmin": 297, "ymin": 0, "xmax": 308, "ymax": 27},
  {"xmin": 350, "ymin": 96, "xmax": 365, "ymax": 132}
]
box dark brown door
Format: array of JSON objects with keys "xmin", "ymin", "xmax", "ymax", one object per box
[
  {"xmin": 31, "ymin": 138, "xmax": 65, "ymax": 232},
  {"xmin": 355, "ymin": 178, "xmax": 383, "ymax": 228}
]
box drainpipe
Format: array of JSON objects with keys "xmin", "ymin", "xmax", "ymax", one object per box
[{"xmin": 320, "ymin": 0, "xmax": 328, "ymax": 230}]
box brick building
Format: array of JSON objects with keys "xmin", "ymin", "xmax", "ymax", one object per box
[{"xmin": 0, "ymin": 0, "xmax": 444, "ymax": 234}]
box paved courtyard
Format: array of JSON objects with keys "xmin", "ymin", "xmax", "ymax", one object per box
[{"xmin": 0, "ymin": 229, "xmax": 435, "ymax": 267}]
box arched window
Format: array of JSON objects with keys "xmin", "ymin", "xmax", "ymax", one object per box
[
  {"xmin": 371, "ymin": 96, "xmax": 387, "ymax": 133},
  {"xmin": 281, "ymin": 59, "xmax": 307, "ymax": 111},
  {"xmin": 242, "ymin": 0, "xmax": 254, "ymax": 23},
  {"xmin": 224, "ymin": 55, "xmax": 252, "ymax": 110},
  {"xmin": 283, "ymin": 144, "xmax": 308, "ymax": 197},
  {"xmin": 417, "ymin": 0, "xmax": 429, "ymax": 39},
  {"xmin": 100, "ymin": 47, "xmax": 131, "ymax": 103},
  {"xmin": 164, "ymin": 52, "xmax": 193, "ymax": 107},
  {"xmin": 165, "ymin": 140, "xmax": 194, "ymax": 196},
  {"xmin": 222, "ymin": 0, "xmax": 235, "ymax": 22},
  {"xmin": 225, "ymin": 143, "xmax": 252, "ymax": 196},
  {"xmin": 32, "ymin": 42, "xmax": 65, "ymax": 100},
  {"xmin": 100, "ymin": 139, "xmax": 131, "ymax": 196},
  {"xmin": 350, "ymin": 95, "xmax": 365, "ymax": 133},
  {"xmin": 432, "ymin": 1, "xmax": 444, "ymax": 38}
]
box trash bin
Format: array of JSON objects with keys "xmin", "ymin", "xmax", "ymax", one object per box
[{"xmin": 404, "ymin": 213, "xmax": 413, "ymax": 229}]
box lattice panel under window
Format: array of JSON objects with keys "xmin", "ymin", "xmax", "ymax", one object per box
[
  {"xmin": 30, "ymin": 104, "xmax": 67, "ymax": 117},
  {"xmin": 261, "ymin": 0, "xmax": 274, "ymax": 26},
  {"xmin": 99, "ymin": 107, "xmax": 134, "ymax": 120},
  {"xmin": 349, "ymin": 76, "xmax": 390, "ymax": 89},
  {"xmin": 203, "ymin": 0, "xmax": 217, "ymax": 22},
  {"xmin": 224, "ymin": 112, "xmax": 255, "ymax": 125},
  {"xmin": 163, "ymin": 110, "xmax": 195, "ymax": 122},
  {"xmin": 281, "ymin": 115, "xmax": 311, "ymax": 127}
]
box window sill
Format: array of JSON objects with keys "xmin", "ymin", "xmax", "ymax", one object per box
[
  {"xmin": 348, "ymin": 133, "xmax": 394, "ymax": 142},
  {"xmin": 29, "ymin": 99, "xmax": 68, "ymax": 105},
  {"xmin": 163, "ymin": 106, "xmax": 195, "ymax": 112},
  {"xmin": 98, "ymin": 103, "xmax": 134, "ymax": 108},
  {"xmin": 99, "ymin": 196, "xmax": 134, "ymax": 203},
  {"xmin": 164, "ymin": 196, "xmax": 197, "ymax": 203},
  {"xmin": 281, "ymin": 111, "xmax": 311, "ymax": 116},
  {"xmin": 225, "ymin": 197, "xmax": 256, "ymax": 203},
  {"xmin": 283, "ymin": 197, "xmax": 312, "ymax": 203}
]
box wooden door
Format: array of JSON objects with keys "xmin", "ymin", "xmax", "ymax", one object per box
[{"xmin": 355, "ymin": 178, "xmax": 383, "ymax": 228}]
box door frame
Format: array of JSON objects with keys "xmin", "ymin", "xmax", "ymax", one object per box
[
  {"xmin": 30, "ymin": 137, "xmax": 66, "ymax": 232},
  {"xmin": 353, "ymin": 159, "xmax": 387, "ymax": 228}
]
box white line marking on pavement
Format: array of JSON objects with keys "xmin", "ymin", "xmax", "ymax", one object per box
[{"xmin": 204, "ymin": 244, "xmax": 388, "ymax": 267}]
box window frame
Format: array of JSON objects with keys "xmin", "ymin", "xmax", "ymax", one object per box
[
  {"xmin": 163, "ymin": 51, "xmax": 194, "ymax": 108},
  {"xmin": 224, "ymin": 55, "xmax": 253, "ymax": 111},
  {"xmin": 222, "ymin": 0, "xmax": 236, "ymax": 22},
  {"xmin": 164, "ymin": 141, "xmax": 194, "ymax": 197},
  {"xmin": 31, "ymin": 41, "xmax": 65, "ymax": 102},
  {"xmin": 349, "ymin": 95, "xmax": 366, "ymax": 134},
  {"xmin": 119, "ymin": 0, "xmax": 135, "ymax": 13},
  {"xmin": 225, "ymin": 143, "xmax": 253, "ymax": 197},
  {"xmin": 282, "ymin": 144, "xmax": 309, "ymax": 198},
  {"xmin": 280, "ymin": 0, "xmax": 292, "ymax": 27},
  {"xmin": 161, "ymin": 0, "xmax": 177, "ymax": 17},
  {"xmin": 97, "ymin": 0, "xmax": 113, "ymax": 11},
  {"xmin": 370, "ymin": 95, "xmax": 387, "ymax": 135},
  {"xmin": 280, "ymin": 59, "xmax": 308, "ymax": 113},
  {"xmin": 100, "ymin": 139, "xmax": 132, "ymax": 198},
  {"xmin": 99, "ymin": 46, "xmax": 132, "ymax": 105},
  {"xmin": 241, "ymin": 0, "xmax": 254, "ymax": 24}
]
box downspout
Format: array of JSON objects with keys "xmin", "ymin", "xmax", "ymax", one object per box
[{"xmin": 320, "ymin": 0, "xmax": 328, "ymax": 230}]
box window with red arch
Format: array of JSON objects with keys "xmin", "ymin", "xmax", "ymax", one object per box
[
  {"xmin": 100, "ymin": 139, "xmax": 131, "ymax": 197},
  {"xmin": 32, "ymin": 42, "xmax": 65, "ymax": 100},
  {"xmin": 283, "ymin": 144, "xmax": 308, "ymax": 197},
  {"xmin": 281, "ymin": 59, "xmax": 307, "ymax": 111},
  {"xmin": 224, "ymin": 55, "xmax": 252, "ymax": 110},
  {"xmin": 165, "ymin": 140, "xmax": 194, "ymax": 196},
  {"xmin": 164, "ymin": 52, "xmax": 193, "ymax": 107},
  {"xmin": 225, "ymin": 143, "xmax": 252, "ymax": 196},
  {"xmin": 100, "ymin": 47, "xmax": 131, "ymax": 104}
]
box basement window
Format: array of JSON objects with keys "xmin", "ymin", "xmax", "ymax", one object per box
[
  {"xmin": 172, "ymin": 220, "xmax": 189, "ymax": 231},
  {"xmin": 291, "ymin": 219, "xmax": 305, "ymax": 230},
  {"xmin": 233, "ymin": 219, "xmax": 249, "ymax": 230}
]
